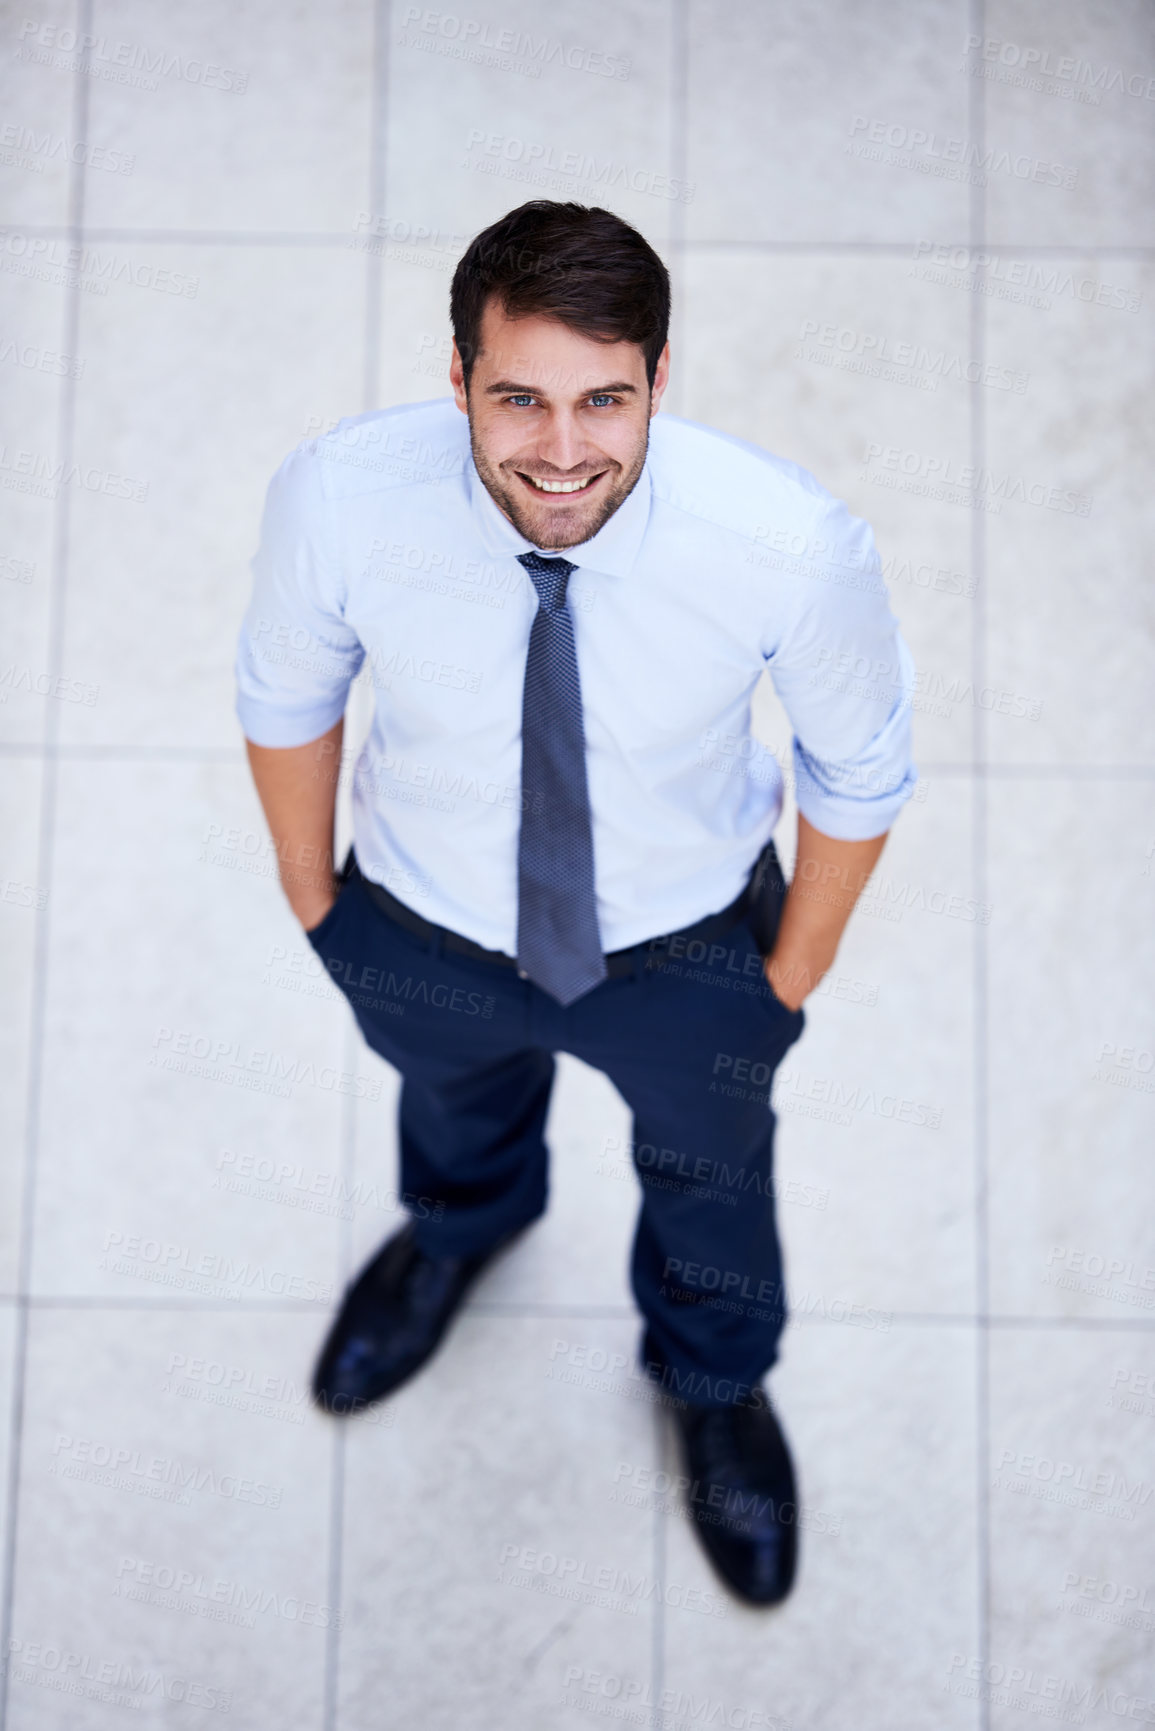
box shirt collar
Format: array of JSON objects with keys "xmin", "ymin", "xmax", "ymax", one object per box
[{"xmin": 466, "ymin": 450, "xmax": 651, "ymax": 579}]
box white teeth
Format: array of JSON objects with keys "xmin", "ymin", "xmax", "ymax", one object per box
[{"xmin": 527, "ymin": 475, "xmax": 595, "ymax": 493}]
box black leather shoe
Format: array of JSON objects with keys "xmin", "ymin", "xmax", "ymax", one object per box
[
  {"xmin": 671, "ymin": 1390, "xmax": 798, "ymax": 1605},
  {"xmin": 312, "ymin": 1223, "xmax": 510, "ymax": 1416}
]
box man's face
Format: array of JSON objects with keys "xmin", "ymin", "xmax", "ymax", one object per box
[{"xmin": 450, "ymin": 298, "xmax": 669, "ymax": 551}]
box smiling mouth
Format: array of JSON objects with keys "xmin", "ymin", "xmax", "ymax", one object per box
[{"xmin": 516, "ymin": 470, "xmax": 606, "ymax": 498}]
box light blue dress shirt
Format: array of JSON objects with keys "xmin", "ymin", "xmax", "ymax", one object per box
[{"xmin": 236, "ymin": 398, "xmax": 916, "ymax": 955}]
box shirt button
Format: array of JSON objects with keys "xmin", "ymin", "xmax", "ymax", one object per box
[{"xmin": 517, "ymin": 968, "xmax": 529, "ymax": 980}]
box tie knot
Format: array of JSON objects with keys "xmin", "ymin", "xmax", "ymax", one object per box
[{"xmin": 518, "ymin": 551, "xmax": 576, "ymax": 611}]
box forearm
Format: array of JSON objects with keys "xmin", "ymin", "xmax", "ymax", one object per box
[
  {"xmin": 764, "ymin": 813, "xmax": 888, "ymax": 1011},
  {"xmin": 244, "ymin": 717, "xmax": 345, "ymax": 930}
]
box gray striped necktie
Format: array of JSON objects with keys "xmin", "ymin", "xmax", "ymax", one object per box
[{"xmin": 516, "ymin": 552, "xmax": 607, "ymax": 1006}]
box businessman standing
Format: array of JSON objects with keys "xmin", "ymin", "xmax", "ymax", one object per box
[{"xmin": 236, "ymin": 200, "xmax": 916, "ymax": 1605}]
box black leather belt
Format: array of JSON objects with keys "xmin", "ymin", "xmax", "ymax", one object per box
[{"xmin": 345, "ymin": 840, "xmax": 786, "ymax": 979}]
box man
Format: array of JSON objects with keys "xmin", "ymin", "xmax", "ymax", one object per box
[{"xmin": 236, "ymin": 200, "xmax": 915, "ymax": 1606}]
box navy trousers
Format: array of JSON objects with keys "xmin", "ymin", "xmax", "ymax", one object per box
[{"xmin": 306, "ymin": 862, "xmax": 806, "ymax": 1407}]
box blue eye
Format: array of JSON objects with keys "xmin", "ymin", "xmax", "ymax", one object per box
[
  {"xmin": 589, "ymin": 394, "xmax": 615, "ymax": 407},
  {"xmin": 507, "ymin": 395, "xmax": 535, "ymax": 407}
]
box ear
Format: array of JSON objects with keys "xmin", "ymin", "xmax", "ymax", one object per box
[
  {"xmin": 449, "ymin": 341, "xmax": 468, "ymax": 414},
  {"xmin": 649, "ymin": 342, "xmax": 671, "ymax": 415}
]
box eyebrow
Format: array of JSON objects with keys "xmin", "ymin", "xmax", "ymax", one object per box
[{"xmin": 483, "ymin": 379, "xmax": 639, "ymax": 397}]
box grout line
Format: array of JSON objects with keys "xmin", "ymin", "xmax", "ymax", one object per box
[
  {"xmin": 1, "ymin": 1297, "xmax": 1153, "ymax": 1327},
  {"xmin": 1, "ymin": 1297, "xmax": 350, "ymax": 1312},
  {"xmin": 969, "ymin": 5, "xmax": 992, "ymax": 1723},
  {"xmin": 6, "ymin": 227, "xmax": 1154, "ymax": 261},
  {"xmin": 3, "ymin": 741, "xmax": 1155, "ymax": 778},
  {"xmin": 322, "ymin": 7, "xmax": 391, "ymax": 1727},
  {"xmin": 670, "ymin": 240, "xmax": 1155, "ymax": 258},
  {"xmin": 2, "ymin": 228, "xmax": 371, "ymax": 246},
  {"xmin": 655, "ymin": 4, "xmax": 686, "ymax": 1692},
  {"xmin": 0, "ymin": 3, "xmax": 92, "ymax": 1724},
  {"xmin": 651, "ymin": 1397, "xmax": 668, "ymax": 1706},
  {"xmin": 652, "ymin": 0, "xmax": 686, "ymax": 1693},
  {"xmin": 0, "ymin": 744, "xmax": 245, "ymax": 760}
]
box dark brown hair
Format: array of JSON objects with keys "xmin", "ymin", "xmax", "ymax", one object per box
[{"xmin": 450, "ymin": 201, "xmax": 670, "ymax": 390}]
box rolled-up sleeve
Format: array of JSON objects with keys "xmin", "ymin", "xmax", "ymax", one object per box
[
  {"xmin": 763, "ymin": 495, "xmax": 917, "ymax": 840},
  {"xmin": 234, "ymin": 445, "xmax": 364, "ymax": 747}
]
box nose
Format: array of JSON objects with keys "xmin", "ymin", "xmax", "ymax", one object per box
[{"xmin": 533, "ymin": 407, "xmax": 591, "ymax": 475}]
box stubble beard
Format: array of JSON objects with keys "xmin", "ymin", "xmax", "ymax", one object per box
[{"xmin": 467, "ymin": 413, "xmax": 651, "ymax": 551}]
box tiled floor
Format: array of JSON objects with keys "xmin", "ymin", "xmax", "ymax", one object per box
[{"xmin": 2, "ymin": 2, "xmax": 1152, "ymax": 1727}]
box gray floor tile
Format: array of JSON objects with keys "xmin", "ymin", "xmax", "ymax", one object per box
[
  {"xmin": 0, "ymin": 0, "xmax": 80, "ymax": 228},
  {"xmin": 347, "ymin": 1050, "xmax": 638, "ymax": 1311},
  {"xmin": 767, "ymin": 781, "xmax": 977, "ymax": 1320},
  {"xmin": 381, "ymin": 0, "xmax": 675, "ymax": 252},
  {"xmin": 335, "ymin": 1314, "xmax": 659, "ymax": 1731},
  {"xmin": 984, "ymin": 260, "xmax": 1155, "ymax": 765},
  {"xmin": 80, "ymin": 0, "xmax": 373, "ymax": 231},
  {"xmin": 373, "ymin": 255, "xmax": 462, "ymax": 413},
  {"xmin": 55, "ymin": 243, "xmax": 365, "ymax": 750},
  {"xmin": 987, "ymin": 778, "xmax": 1155, "ymax": 1320},
  {"xmin": 32, "ymin": 758, "xmax": 354, "ymax": 1302},
  {"xmin": 6, "ymin": 1305, "xmax": 332, "ymax": 1729},
  {"xmin": 982, "ymin": 0, "xmax": 1155, "ymax": 248},
  {"xmin": 0, "ymin": 758, "xmax": 42, "ymax": 1293},
  {"xmin": 685, "ymin": 0, "xmax": 972, "ymax": 244},
  {"xmin": 678, "ymin": 249, "xmax": 976, "ymax": 767},
  {"xmin": 0, "ymin": 1300, "xmax": 17, "ymax": 1581},
  {"xmin": 2, "ymin": 2, "xmax": 1152, "ymax": 1723},
  {"xmin": 0, "ymin": 263, "xmax": 69, "ymax": 748},
  {"xmin": 663, "ymin": 1323, "xmax": 982, "ymax": 1730},
  {"xmin": 987, "ymin": 1329, "xmax": 1155, "ymax": 1731}
]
